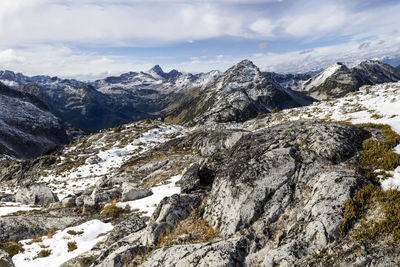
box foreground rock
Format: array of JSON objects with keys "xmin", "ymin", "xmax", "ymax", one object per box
[
  {"xmin": 0, "ymin": 209, "xmax": 88, "ymax": 242},
  {"xmin": 15, "ymin": 183, "xmax": 59, "ymax": 207},
  {"xmin": 0, "ymin": 120, "xmax": 380, "ymax": 266},
  {"xmin": 77, "ymin": 120, "xmax": 372, "ymax": 266},
  {"xmin": 121, "ymin": 183, "xmax": 153, "ymax": 201},
  {"xmin": 142, "ymin": 238, "xmax": 249, "ymax": 267}
]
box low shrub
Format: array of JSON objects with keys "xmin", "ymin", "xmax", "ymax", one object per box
[
  {"xmin": 37, "ymin": 249, "xmax": 51, "ymax": 258},
  {"xmin": 67, "ymin": 241, "xmax": 77, "ymax": 252},
  {"xmin": 100, "ymin": 200, "xmax": 130, "ymax": 218},
  {"xmin": 67, "ymin": 230, "xmax": 84, "ymax": 236}
]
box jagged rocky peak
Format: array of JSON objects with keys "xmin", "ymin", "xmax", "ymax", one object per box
[
  {"xmin": 222, "ymin": 59, "xmax": 260, "ymax": 80},
  {"xmin": 213, "ymin": 59, "xmax": 265, "ymax": 93},
  {"xmin": 149, "ymin": 64, "xmax": 165, "ymax": 76},
  {"xmin": 148, "ymin": 65, "xmax": 182, "ymax": 79}
]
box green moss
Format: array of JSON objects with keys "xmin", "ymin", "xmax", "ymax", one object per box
[
  {"xmin": 339, "ymin": 123, "xmax": 400, "ymax": 241},
  {"xmin": 339, "ymin": 183, "xmax": 376, "ymax": 237}
]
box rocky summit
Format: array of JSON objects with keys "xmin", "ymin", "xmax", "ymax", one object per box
[{"xmin": 0, "ymin": 62, "xmax": 400, "ymax": 267}]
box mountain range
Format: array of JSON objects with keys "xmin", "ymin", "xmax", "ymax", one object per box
[
  {"xmin": 0, "ymin": 67, "xmax": 221, "ymax": 131},
  {"xmin": 0, "ymin": 59, "xmax": 400, "ymax": 158}
]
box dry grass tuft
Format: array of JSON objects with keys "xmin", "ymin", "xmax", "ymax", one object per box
[
  {"xmin": 0, "ymin": 239, "xmax": 25, "ymax": 257},
  {"xmin": 100, "ymin": 199, "xmax": 130, "ymax": 218}
]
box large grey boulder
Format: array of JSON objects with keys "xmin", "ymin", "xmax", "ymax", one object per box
[
  {"xmin": 121, "ymin": 183, "xmax": 153, "ymax": 201},
  {"xmin": 15, "ymin": 183, "xmax": 59, "ymax": 207},
  {"xmin": 0, "ymin": 249, "xmax": 14, "ymax": 267},
  {"xmin": 141, "ymin": 238, "xmax": 249, "ymax": 267},
  {"xmin": 194, "ymin": 121, "xmax": 371, "ymax": 265},
  {"xmin": 204, "ymin": 121, "xmax": 368, "ymax": 237},
  {"xmin": 105, "ymin": 215, "xmax": 146, "ymax": 245},
  {"xmin": 91, "ymin": 188, "xmax": 121, "ymax": 205}
]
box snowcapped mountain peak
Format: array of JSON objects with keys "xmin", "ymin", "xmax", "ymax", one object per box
[
  {"xmin": 148, "ymin": 65, "xmax": 166, "ymax": 79},
  {"xmin": 302, "ymin": 62, "xmax": 348, "ymax": 89},
  {"xmin": 231, "ymin": 59, "xmax": 260, "ymax": 71},
  {"xmin": 222, "ymin": 59, "xmax": 260, "ymax": 80}
]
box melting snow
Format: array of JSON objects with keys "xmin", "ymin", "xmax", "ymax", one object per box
[
  {"xmin": 381, "ymin": 144, "xmax": 400, "ymax": 191},
  {"xmin": 39, "ymin": 124, "xmax": 184, "ymax": 200},
  {"xmin": 116, "ymin": 175, "xmax": 181, "ymax": 216},
  {"xmin": 12, "ymin": 220, "xmax": 113, "ymax": 267}
]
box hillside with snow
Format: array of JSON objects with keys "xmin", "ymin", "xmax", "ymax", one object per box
[
  {"xmin": 0, "ymin": 83, "xmax": 69, "ymax": 158},
  {"xmin": 1, "ymin": 62, "xmax": 400, "ymax": 266}
]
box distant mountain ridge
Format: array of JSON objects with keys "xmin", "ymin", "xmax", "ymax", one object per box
[
  {"xmin": 0, "ymin": 59, "xmax": 399, "ymax": 131},
  {"xmin": 0, "ymin": 83, "xmax": 69, "ymax": 158},
  {"xmin": 291, "ymin": 60, "xmax": 400, "ymax": 99},
  {"xmin": 166, "ymin": 60, "xmax": 315, "ymax": 125},
  {"xmin": 0, "ymin": 67, "xmax": 221, "ymax": 131}
]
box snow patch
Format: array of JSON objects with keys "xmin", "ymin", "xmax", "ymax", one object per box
[
  {"xmin": 12, "ymin": 220, "xmax": 113, "ymax": 267},
  {"xmin": 0, "ymin": 202, "xmax": 40, "ymax": 216},
  {"xmin": 116, "ymin": 175, "xmax": 181, "ymax": 216}
]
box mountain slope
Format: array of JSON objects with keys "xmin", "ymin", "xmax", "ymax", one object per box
[
  {"xmin": 166, "ymin": 60, "xmax": 315, "ymax": 125},
  {"xmin": 294, "ymin": 60, "xmax": 400, "ymax": 100},
  {"xmin": 0, "ymin": 83, "xmax": 69, "ymax": 158},
  {"xmin": 1, "ymin": 67, "xmax": 221, "ymax": 131}
]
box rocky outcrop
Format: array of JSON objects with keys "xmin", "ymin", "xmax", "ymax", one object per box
[
  {"xmin": 15, "ymin": 183, "xmax": 59, "ymax": 207},
  {"xmin": 121, "ymin": 183, "xmax": 153, "ymax": 201},
  {"xmin": 142, "ymin": 193, "xmax": 203, "ymax": 245},
  {"xmin": 0, "ymin": 210, "xmax": 87, "ymax": 242},
  {"xmin": 141, "ymin": 238, "xmax": 249, "ymax": 267},
  {"xmin": 204, "ymin": 121, "xmax": 368, "ymax": 236}
]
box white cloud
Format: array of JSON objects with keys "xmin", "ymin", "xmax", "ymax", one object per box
[
  {"xmin": 0, "ymin": 0, "xmax": 399, "ymax": 77},
  {"xmin": 0, "ymin": 1, "xmax": 249, "ymax": 46},
  {"xmin": 249, "ymin": 19, "xmax": 275, "ymax": 37},
  {"xmin": 282, "ymin": 4, "xmax": 347, "ymax": 38},
  {"xmin": 0, "ymin": 49, "xmax": 25, "ymax": 65}
]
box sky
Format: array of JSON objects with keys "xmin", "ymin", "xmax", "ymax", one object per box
[{"xmin": 0, "ymin": 0, "xmax": 399, "ymax": 80}]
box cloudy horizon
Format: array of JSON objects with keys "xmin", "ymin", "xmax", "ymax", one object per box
[{"xmin": 0, "ymin": 0, "xmax": 399, "ymax": 80}]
